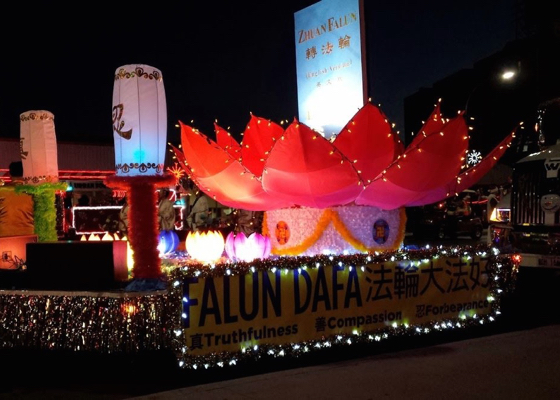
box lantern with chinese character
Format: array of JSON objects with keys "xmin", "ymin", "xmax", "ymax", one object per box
[
  {"xmin": 112, "ymin": 64, "xmax": 167, "ymax": 177},
  {"xmin": 105, "ymin": 64, "xmax": 175, "ymax": 285}
]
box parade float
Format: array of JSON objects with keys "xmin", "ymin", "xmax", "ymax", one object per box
[
  {"xmin": 162, "ymin": 99, "xmax": 519, "ymax": 368},
  {"xmin": 0, "ymin": 65, "xmax": 519, "ymax": 370}
]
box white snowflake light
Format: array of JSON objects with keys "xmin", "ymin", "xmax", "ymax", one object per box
[{"xmin": 467, "ymin": 149, "xmax": 482, "ymax": 166}]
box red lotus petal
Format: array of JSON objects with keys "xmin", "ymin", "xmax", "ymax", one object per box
[
  {"xmin": 174, "ymin": 102, "xmax": 512, "ymax": 212},
  {"xmin": 262, "ymin": 120, "xmax": 362, "ymax": 208},
  {"xmin": 178, "ymin": 121, "xmax": 292, "ymax": 211},
  {"xmin": 356, "ymin": 114, "xmax": 468, "ymax": 208},
  {"xmin": 355, "ymin": 179, "xmax": 426, "ymax": 210},
  {"xmin": 215, "ymin": 123, "xmax": 241, "ymax": 159},
  {"xmin": 407, "ymin": 129, "xmax": 516, "ymax": 206},
  {"xmin": 334, "ymin": 102, "xmax": 404, "ymax": 183},
  {"xmin": 240, "ymin": 115, "xmax": 284, "ymax": 178},
  {"xmin": 179, "ymin": 121, "xmax": 233, "ymax": 177},
  {"xmin": 452, "ymin": 129, "xmax": 515, "ymax": 191},
  {"xmin": 402, "ymin": 181, "xmax": 458, "ymax": 208},
  {"xmin": 387, "ymin": 114, "xmax": 468, "ymax": 191},
  {"xmin": 408, "ymin": 100, "xmax": 446, "ymax": 148}
]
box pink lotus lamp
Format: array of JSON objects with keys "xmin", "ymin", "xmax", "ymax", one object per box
[{"xmin": 225, "ymin": 231, "xmax": 271, "ymax": 262}]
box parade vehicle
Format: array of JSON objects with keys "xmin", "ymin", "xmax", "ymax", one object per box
[
  {"xmin": 499, "ymin": 99, "xmax": 560, "ymax": 269},
  {"xmin": 508, "ymin": 140, "xmax": 560, "ymax": 268}
]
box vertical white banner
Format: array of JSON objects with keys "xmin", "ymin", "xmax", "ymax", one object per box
[{"xmin": 294, "ymin": 0, "xmax": 365, "ymax": 139}]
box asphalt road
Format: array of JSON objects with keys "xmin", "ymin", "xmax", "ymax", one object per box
[
  {"xmin": 1, "ymin": 304, "xmax": 556, "ymax": 400},
  {"xmin": 129, "ymin": 323, "xmax": 560, "ymax": 400}
]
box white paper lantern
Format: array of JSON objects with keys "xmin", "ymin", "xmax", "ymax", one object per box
[
  {"xmin": 19, "ymin": 110, "xmax": 59, "ymax": 184},
  {"xmin": 112, "ymin": 64, "xmax": 167, "ymax": 177}
]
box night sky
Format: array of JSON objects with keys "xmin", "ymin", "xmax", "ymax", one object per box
[{"xmin": 0, "ymin": 0, "xmax": 516, "ymax": 146}]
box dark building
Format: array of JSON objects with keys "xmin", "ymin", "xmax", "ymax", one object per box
[{"xmin": 404, "ymin": 0, "xmax": 560, "ymax": 165}]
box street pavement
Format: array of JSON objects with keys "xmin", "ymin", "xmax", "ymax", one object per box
[
  {"xmin": 2, "ymin": 311, "xmax": 559, "ymax": 399},
  {"xmin": 128, "ymin": 322, "xmax": 560, "ymax": 400}
]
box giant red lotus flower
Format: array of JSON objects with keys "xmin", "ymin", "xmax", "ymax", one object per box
[{"xmin": 172, "ymin": 101, "xmax": 515, "ymax": 211}]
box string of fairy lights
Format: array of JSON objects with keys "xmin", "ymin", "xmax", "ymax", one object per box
[
  {"xmin": 170, "ymin": 98, "xmax": 510, "ymax": 212},
  {"xmin": 0, "ymin": 99, "xmax": 521, "ymax": 371},
  {"xmin": 0, "ymin": 243, "xmax": 519, "ymax": 369},
  {"xmin": 162, "ymin": 244, "xmax": 518, "ymax": 369}
]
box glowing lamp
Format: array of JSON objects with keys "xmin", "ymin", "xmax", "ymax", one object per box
[
  {"xmin": 126, "ymin": 241, "xmax": 134, "ymax": 274},
  {"xmin": 112, "ymin": 64, "xmax": 167, "ymax": 177},
  {"xmin": 158, "ymin": 230, "xmax": 180, "ymax": 255},
  {"xmin": 101, "ymin": 232, "xmax": 113, "ymax": 241},
  {"xmin": 186, "ymin": 230, "xmax": 225, "ymax": 264},
  {"xmin": 121, "ymin": 303, "xmax": 138, "ymax": 316},
  {"xmin": 20, "ymin": 110, "xmax": 59, "ymax": 184},
  {"xmin": 225, "ymin": 231, "xmax": 271, "ymax": 262}
]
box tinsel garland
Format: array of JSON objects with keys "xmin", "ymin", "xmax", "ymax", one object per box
[
  {"xmin": 104, "ymin": 174, "xmax": 175, "ymax": 282},
  {"xmin": 0, "ymin": 245, "xmax": 519, "ymax": 369},
  {"xmin": 164, "ymin": 244, "xmax": 519, "ymax": 369},
  {"xmin": 262, "ymin": 207, "xmax": 407, "ymax": 256},
  {"xmin": 0, "ymin": 290, "xmax": 178, "ymax": 353},
  {"xmin": 15, "ymin": 182, "xmax": 67, "ymax": 242}
]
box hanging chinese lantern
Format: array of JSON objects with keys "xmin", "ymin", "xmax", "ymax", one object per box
[
  {"xmin": 186, "ymin": 230, "xmax": 225, "ymax": 264},
  {"xmin": 112, "ymin": 64, "xmax": 167, "ymax": 177},
  {"xmin": 19, "ymin": 110, "xmax": 59, "ymax": 184},
  {"xmin": 225, "ymin": 231, "xmax": 271, "ymax": 262},
  {"xmin": 105, "ymin": 64, "xmax": 175, "ymax": 284}
]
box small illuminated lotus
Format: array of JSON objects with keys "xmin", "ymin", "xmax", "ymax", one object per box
[
  {"xmin": 186, "ymin": 230, "xmax": 225, "ymax": 264},
  {"xmin": 171, "ymin": 101, "xmax": 515, "ymax": 211},
  {"xmin": 225, "ymin": 231, "xmax": 272, "ymax": 262}
]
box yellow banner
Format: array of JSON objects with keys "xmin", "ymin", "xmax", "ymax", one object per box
[{"xmin": 182, "ymin": 255, "xmax": 492, "ymax": 356}]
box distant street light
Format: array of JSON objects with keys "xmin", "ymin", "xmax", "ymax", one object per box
[
  {"xmin": 501, "ymin": 70, "xmax": 516, "ymax": 80},
  {"xmin": 465, "ymin": 67, "xmax": 518, "ymax": 116}
]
